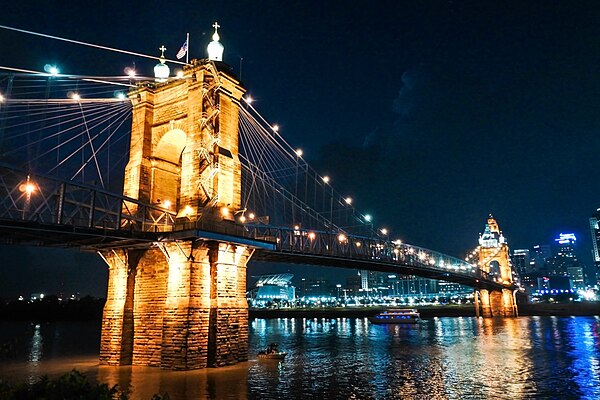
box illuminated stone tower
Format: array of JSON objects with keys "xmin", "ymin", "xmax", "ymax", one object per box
[
  {"xmin": 99, "ymin": 25, "xmax": 259, "ymax": 370},
  {"xmin": 475, "ymin": 215, "xmax": 517, "ymax": 317},
  {"xmin": 123, "ymin": 34, "xmax": 243, "ymax": 219}
]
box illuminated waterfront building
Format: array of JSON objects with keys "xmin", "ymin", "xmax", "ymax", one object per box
[{"xmin": 247, "ymin": 274, "xmax": 295, "ymax": 304}]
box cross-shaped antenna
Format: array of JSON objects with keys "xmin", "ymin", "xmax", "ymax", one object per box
[
  {"xmin": 159, "ymin": 45, "xmax": 167, "ymax": 58},
  {"xmin": 213, "ymin": 22, "xmax": 220, "ymax": 32}
]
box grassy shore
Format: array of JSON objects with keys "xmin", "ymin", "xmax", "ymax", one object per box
[{"xmin": 249, "ymin": 302, "xmax": 599, "ymax": 319}]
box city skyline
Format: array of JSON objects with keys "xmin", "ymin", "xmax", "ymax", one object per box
[{"xmin": 1, "ymin": 1, "xmax": 599, "ymax": 296}]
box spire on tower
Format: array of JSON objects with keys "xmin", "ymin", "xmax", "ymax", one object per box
[
  {"xmin": 154, "ymin": 45, "xmax": 170, "ymax": 82},
  {"xmin": 207, "ymin": 21, "xmax": 224, "ymax": 61}
]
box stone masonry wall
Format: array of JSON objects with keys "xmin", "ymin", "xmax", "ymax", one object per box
[{"xmin": 100, "ymin": 240, "xmax": 253, "ymax": 370}]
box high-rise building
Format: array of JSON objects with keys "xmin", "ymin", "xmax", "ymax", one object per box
[
  {"xmin": 590, "ymin": 209, "xmax": 600, "ymax": 278},
  {"xmin": 512, "ymin": 249, "xmax": 531, "ymax": 276},
  {"xmin": 546, "ymin": 233, "xmax": 580, "ymax": 283},
  {"xmin": 531, "ymin": 244, "xmax": 551, "ymax": 272}
]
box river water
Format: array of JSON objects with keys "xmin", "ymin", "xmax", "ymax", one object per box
[{"xmin": 0, "ymin": 316, "xmax": 599, "ymax": 399}]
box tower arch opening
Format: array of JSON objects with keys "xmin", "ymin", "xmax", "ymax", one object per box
[{"xmin": 151, "ymin": 128, "xmax": 187, "ymax": 211}]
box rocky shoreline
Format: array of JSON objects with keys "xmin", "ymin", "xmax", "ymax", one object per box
[{"xmin": 249, "ymin": 302, "xmax": 600, "ymax": 319}]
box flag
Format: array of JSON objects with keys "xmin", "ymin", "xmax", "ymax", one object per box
[{"xmin": 176, "ymin": 40, "xmax": 188, "ymax": 59}]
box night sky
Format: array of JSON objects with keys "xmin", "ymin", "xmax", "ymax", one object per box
[{"xmin": 1, "ymin": 1, "xmax": 599, "ymax": 297}]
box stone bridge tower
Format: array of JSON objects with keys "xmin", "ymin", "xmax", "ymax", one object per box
[
  {"xmin": 98, "ymin": 25, "xmax": 261, "ymax": 370},
  {"xmin": 474, "ymin": 215, "xmax": 517, "ymax": 317}
]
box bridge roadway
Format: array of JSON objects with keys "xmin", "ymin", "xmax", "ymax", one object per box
[{"xmin": 0, "ymin": 163, "xmax": 510, "ymax": 291}]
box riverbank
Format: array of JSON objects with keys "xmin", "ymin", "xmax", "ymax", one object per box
[{"xmin": 249, "ymin": 302, "xmax": 600, "ymax": 319}]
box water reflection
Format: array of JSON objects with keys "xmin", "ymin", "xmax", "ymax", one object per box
[
  {"xmin": 28, "ymin": 324, "xmax": 43, "ymax": 364},
  {"xmin": 1, "ymin": 317, "xmax": 599, "ymax": 399}
]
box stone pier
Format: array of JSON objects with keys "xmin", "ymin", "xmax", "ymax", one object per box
[{"xmin": 99, "ymin": 241, "xmax": 252, "ymax": 369}]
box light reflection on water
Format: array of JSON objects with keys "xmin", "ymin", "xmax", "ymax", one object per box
[{"xmin": 0, "ymin": 316, "xmax": 599, "ymax": 399}]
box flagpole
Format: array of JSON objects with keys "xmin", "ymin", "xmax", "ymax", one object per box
[{"xmin": 186, "ymin": 32, "xmax": 189, "ymax": 64}]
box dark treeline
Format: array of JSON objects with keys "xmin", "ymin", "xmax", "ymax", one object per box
[{"xmin": 0, "ymin": 296, "xmax": 105, "ymax": 321}]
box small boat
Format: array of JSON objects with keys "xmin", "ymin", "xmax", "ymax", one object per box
[
  {"xmin": 258, "ymin": 343, "xmax": 287, "ymax": 359},
  {"xmin": 368, "ymin": 308, "xmax": 422, "ymax": 324}
]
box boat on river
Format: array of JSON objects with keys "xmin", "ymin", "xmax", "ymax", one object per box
[
  {"xmin": 368, "ymin": 308, "xmax": 422, "ymax": 324},
  {"xmin": 258, "ymin": 343, "xmax": 287, "ymax": 359}
]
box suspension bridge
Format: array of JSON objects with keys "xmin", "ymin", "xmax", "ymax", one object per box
[{"xmin": 0, "ymin": 24, "xmax": 518, "ymax": 370}]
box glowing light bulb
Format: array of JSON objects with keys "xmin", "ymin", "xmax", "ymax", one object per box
[
  {"xmin": 295, "ymin": 148, "xmax": 303, "ymax": 157},
  {"xmin": 344, "ymin": 197, "xmax": 352, "ymax": 205},
  {"xmin": 239, "ymin": 215, "xmax": 246, "ymax": 223},
  {"xmin": 163, "ymin": 200, "xmax": 172, "ymax": 209},
  {"xmin": 248, "ymin": 212, "xmax": 255, "ymax": 220},
  {"xmin": 25, "ymin": 183, "xmax": 36, "ymax": 195},
  {"xmin": 245, "ymin": 95, "xmax": 253, "ymax": 104},
  {"xmin": 338, "ymin": 233, "xmax": 347, "ymax": 242},
  {"xmin": 380, "ymin": 228, "xmax": 388, "ymax": 236},
  {"xmin": 176, "ymin": 70, "xmax": 184, "ymax": 78},
  {"xmin": 220, "ymin": 206, "xmax": 230, "ymax": 217},
  {"xmin": 364, "ymin": 214, "xmax": 372, "ymax": 222},
  {"xmin": 71, "ymin": 93, "xmax": 81, "ymax": 101},
  {"xmin": 0, "ymin": 93, "xmax": 4, "ymax": 102},
  {"xmin": 308, "ymin": 232, "xmax": 316, "ymax": 240},
  {"xmin": 322, "ymin": 176, "xmax": 330, "ymax": 183},
  {"xmin": 272, "ymin": 124, "xmax": 279, "ymax": 132}
]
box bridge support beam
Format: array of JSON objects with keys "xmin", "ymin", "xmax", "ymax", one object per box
[
  {"xmin": 99, "ymin": 240, "xmax": 252, "ymax": 370},
  {"xmin": 477, "ymin": 289, "xmax": 517, "ymax": 318}
]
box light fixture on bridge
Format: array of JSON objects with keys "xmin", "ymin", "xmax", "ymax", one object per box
[
  {"xmin": 294, "ymin": 225, "xmax": 300, "ymax": 230},
  {"xmin": 19, "ymin": 177, "xmax": 36, "ymax": 195},
  {"xmin": 0, "ymin": 93, "xmax": 4, "ymax": 102},
  {"xmin": 125, "ymin": 67, "xmax": 136, "ymax": 78},
  {"xmin": 393, "ymin": 248, "xmax": 399, "ymax": 255},
  {"xmin": 392, "ymin": 239, "xmax": 402, "ymax": 245},
  {"xmin": 355, "ymin": 241, "xmax": 362, "ymax": 247},
  {"xmin": 380, "ymin": 228, "xmax": 388, "ymax": 236},
  {"xmin": 70, "ymin": 93, "xmax": 81, "ymax": 101},
  {"xmin": 220, "ymin": 206, "xmax": 230, "ymax": 217},
  {"xmin": 176, "ymin": 70, "xmax": 184, "ymax": 79},
  {"xmin": 163, "ymin": 200, "xmax": 172, "ymax": 209},
  {"xmin": 337, "ymin": 233, "xmax": 347, "ymax": 243},
  {"xmin": 44, "ymin": 64, "xmax": 60, "ymax": 76},
  {"xmin": 295, "ymin": 148, "xmax": 303, "ymax": 157},
  {"xmin": 239, "ymin": 215, "xmax": 246, "ymax": 223},
  {"xmin": 344, "ymin": 197, "xmax": 352, "ymax": 205},
  {"xmin": 272, "ymin": 124, "xmax": 279, "ymax": 132},
  {"xmin": 308, "ymin": 232, "xmax": 316, "ymax": 240},
  {"xmin": 248, "ymin": 212, "xmax": 255, "ymax": 220},
  {"xmin": 115, "ymin": 92, "xmax": 126, "ymax": 100},
  {"xmin": 322, "ymin": 176, "xmax": 330, "ymax": 184},
  {"xmin": 244, "ymin": 95, "xmax": 253, "ymax": 104},
  {"xmin": 364, "ymin": 214, "xmax": 372, "ymax": 222}
]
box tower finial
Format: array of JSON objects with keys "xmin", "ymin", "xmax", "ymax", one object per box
[
  {"xmin": 212, "ymin": 21, "xmax": 221, "ymax": 41},
  {"xmin": 207, "ymin": 22, "xmax": 224, "ymax": 61},
  {"xmin": 154, "ymin": 45, "xmax": 170, "ymax": 82}
]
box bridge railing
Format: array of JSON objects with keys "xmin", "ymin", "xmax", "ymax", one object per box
[
  {"xmin": 244, "ymin": 225, "xmax": 488, "ymax": 281},
  {"xmin": 0, "ymin": 163, "xmax": 176, "ymax": 233}
]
